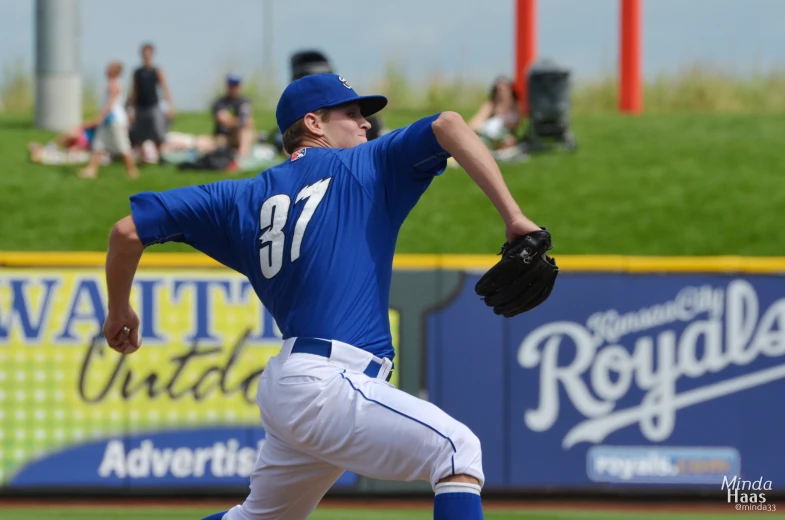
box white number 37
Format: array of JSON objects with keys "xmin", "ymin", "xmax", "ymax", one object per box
[{"xmin": 258, "ymin": 177, "xmax": 332, "ymax": 279}]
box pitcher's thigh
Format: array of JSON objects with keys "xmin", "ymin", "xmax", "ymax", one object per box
[
  {"xmin": 224, "ymin": 433, "xmax": 344, "ymax": 520},
  {"xmin": 320, "ymin": 373, "xmax": 484, "ymax": 490}
]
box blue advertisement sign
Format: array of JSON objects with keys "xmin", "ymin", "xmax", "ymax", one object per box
[
  {"xmin": 9, "ymin": 426, "xmax": 358, "ymax": 488},
  {"xmin": 586, "ymin": 445, "xmax": 741, "ymax": 485},
  {"xmin": 4, "ymin": 262, "xmax": 783, "ymax": 493},
  {"xmin": 429, "ymin": 274, "xmax": 785, "ymax": 489}
]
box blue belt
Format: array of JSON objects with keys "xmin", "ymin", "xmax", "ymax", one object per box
[{"xmin": 291, "ymin": 337, "xmax": 393, "ymax": 382}]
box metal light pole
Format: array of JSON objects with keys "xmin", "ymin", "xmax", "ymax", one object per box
[
  {"xmin": 619, "ymin": 0, "xmax": 642, "ymax": 114},
  {"xmin": 35, "ymin": 0, "xmax": 82, "ymax": 131},
  {"xmin": 263, "ymin": 0, "xmax": 274, "ymax": 87},
  {"xmin": 515, "ymin": 0, "xmax": 537, "ymax": 116}
]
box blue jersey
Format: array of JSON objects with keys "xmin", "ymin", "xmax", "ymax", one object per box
[{"xmin": 129, "ymin": 114, "xmax": 449, "ymax": 362}]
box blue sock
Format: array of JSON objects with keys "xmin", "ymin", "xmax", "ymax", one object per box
[
  {"xmin": 433, "ymin": 482, "xmax": 483, "ymax": 520},
  {"xmin": 201, "ymin": 512, "xmax": 228, "ymax": 520}
]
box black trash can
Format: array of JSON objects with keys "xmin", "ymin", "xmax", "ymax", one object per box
[{"xmin": 521, "ymin": 58, "xmax": 577, "ymax": 153}]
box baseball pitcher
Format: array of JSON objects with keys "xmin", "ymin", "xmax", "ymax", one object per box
[{"xmin": 102, "ymin": 74, "xmax": 557, "ymax": 520}]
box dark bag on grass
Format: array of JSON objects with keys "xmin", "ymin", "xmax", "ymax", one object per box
[{"xmin": 178, "ymin": 147, "xmax": 235, "ymax": 172}]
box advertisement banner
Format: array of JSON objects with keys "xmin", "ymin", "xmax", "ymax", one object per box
[
  {"xmin": 428, "ymin": 272, "xmax": 785, "ymax": 489},
  {"xmin": 4, "ymin": 256, "xmax": 784, "ymax": 493},
  {"xmin": 0, "ymin": 268, "xmax": 397, "ymax": 488}
]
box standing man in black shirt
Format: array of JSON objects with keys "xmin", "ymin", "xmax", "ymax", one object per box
[
  {"xmin": 211, "ymin": 74, "xmax": 255, "ymax": 158},
  {"xmin": 128, "ymin": 42, "xmax": 174, "ymax": 162}
]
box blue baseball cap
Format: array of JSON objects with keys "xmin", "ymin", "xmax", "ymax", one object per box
[
  {"xmin": 226, "ymin": 74, "xmax": 242, "ymax": 86},
  {"xmin": 276, "ymin": 73, "xmax": 388, "ymax": 134}
]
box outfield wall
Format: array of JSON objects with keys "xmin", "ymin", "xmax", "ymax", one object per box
[{"xmin": 0, "ymin": 253, "xmax": 783, "ymax": 495}]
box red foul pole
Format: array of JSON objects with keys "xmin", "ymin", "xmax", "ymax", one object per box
[
  {"xmin": 619, "ymin": 0, "xmax": 642, "ymax": 113},
  {"xmin": 515, "ymin": 0, "xmax": 537, "ymax": 115}
]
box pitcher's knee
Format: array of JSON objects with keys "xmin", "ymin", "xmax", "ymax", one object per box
[{"xmin": 430, "ymin": 423, "xmax": 484, "ymax": 489}]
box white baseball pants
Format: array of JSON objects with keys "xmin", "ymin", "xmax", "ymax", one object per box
[{"xmin": 223, "ymin": 337, "xmax": 484, "ymax": 520}]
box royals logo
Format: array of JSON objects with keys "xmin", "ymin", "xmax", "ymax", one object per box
[
  {"xmin": 517, "ymin": 279, "xmax": 785, "ymax": 448},
  {"xmin": 338, "ymin": 76, "xmax": 352, "ymax": 89}
]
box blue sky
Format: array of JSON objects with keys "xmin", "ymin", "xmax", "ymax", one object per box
[{"xmin": 2, "ymin": 0, "xmax": 784, "ymax": 110}]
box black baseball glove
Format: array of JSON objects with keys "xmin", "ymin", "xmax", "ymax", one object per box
[{"xmin": 474, "ymin": 228, "xmax": 559, "ymax": 317}]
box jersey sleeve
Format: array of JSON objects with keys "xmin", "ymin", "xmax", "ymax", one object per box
[
  {"xmin": 339, "ymin": 113, "xmax": 450, "ymax": 225},
  {"xmin": 129, "ymin": 180, "xmax": 245, "ymax": 273}
]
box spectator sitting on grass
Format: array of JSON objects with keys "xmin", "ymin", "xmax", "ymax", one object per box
[
  {"xmin": 78, "ymin": 61, "xmax": 139, "ymax": 179},
  {"xmin": 211, "ymin": 74, "xmax": 255, "ymax": 158},
  {"xmin": 468, "ymin": 76, "xmax": 522, "ymax": 151},
  {"xmin": 28, "ymin": 118, "xmax": 99, "ymax": 163}
]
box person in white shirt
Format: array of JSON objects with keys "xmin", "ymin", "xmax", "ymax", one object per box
[{"xmin": 78, "ymin": 61, "xmax": 139, "ymax": 179}]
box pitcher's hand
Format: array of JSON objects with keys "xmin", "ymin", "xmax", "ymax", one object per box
[
  {"xmin": 505, "ymin": 215, "xmax": 541, "ymax": 244},
  {"xmin": 103, "ymin": 305, "xmax": 141, "ymax": 355}
]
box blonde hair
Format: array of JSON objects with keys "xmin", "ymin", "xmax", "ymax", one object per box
[
  {"xmin": 282, "ymin": 108, "xmax": 331, "ymax": 155},
  {"xmin": 106, "ymin": 61, "xmax": 124, "ymax": 78}
]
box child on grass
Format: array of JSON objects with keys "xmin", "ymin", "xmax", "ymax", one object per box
[{"xmin": 78, "ymin": 61, "xmax": 139, "ymax": 179}]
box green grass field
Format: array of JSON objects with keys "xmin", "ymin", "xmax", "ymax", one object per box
[
  {"xmin": 2, "ymin": 507, "xmax": 779, "ymax": 520},
  {"xmin": 1, "ymin": 110, "xmax": 784, "ymax": 255}
]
